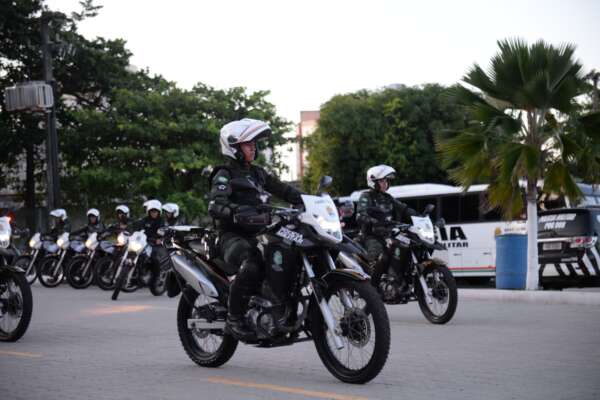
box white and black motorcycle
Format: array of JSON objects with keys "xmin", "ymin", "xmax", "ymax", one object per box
[
  {"xmin": 165, "ymin": 177, "xmax": 390, "ymax": 384},
  {"xmin": 37, "ymin": 233, "xmax": 86, "ymax": 287},
  {"xmin": 65, "ymin": 232, "xmax": 100, "ymax": 289},
  {"xmin": 0, "ymin": 217, "xmax": 33, "ymax": 341},
  {"xmin": 364, "ymin": 204, "xmax": 458, "ymax": 324},
  {"xmin": 15, "ymin": 232, "xmax": 57, "ymax": 284},
  {"xmin": 111, "ymin": 231, "xmax": 167, "ymax": 300}
]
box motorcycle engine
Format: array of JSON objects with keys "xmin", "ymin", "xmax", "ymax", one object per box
[
  {"xmin": 246, "ymin": 296, "xmax": 277, "ymax": 339},
  {"xmin": 380, "ymin": 275, "xmax": 406, "ymax": 304}
]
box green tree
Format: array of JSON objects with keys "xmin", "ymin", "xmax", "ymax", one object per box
[
  {"xmin": 61, "ymin": 82, "xmax": 290, "ymax": 219},
  {"xmin": 0, "ymin": 0, "xmax": 140, "ymax": 226},
  {"xmin": 437, "ymin": 38, "xmax": 600, "ymax": 290},
  {"xmin": 304, "ymin": 84, "xmax": 465, "ymax": 195}
]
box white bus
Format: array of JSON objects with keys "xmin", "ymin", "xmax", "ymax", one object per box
[{"xmin": 348, "ymin": 183, "xmax": 600, "ymax": 282}]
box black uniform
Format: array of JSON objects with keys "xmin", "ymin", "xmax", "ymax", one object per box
[
  {"xmin": 208, "ymin": 160, "xmax": 303, "ymax": 318},
  {"xmin": 45, "ymin": 219, "xmax": 71, "ymax": 240},
  {"xmin": 356, "ymin": 189, "xmax": 414, "ymax": 287},
  {"xmin": 130, "ymin": 216, "xmax": 169, "ymax": 274},
  {"xmin": 72, "ymin": 221, "xmax": 106, "ymax": 237}
]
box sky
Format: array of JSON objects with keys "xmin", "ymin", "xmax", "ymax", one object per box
[{"xmin": 46, "ymin": 0, "xmax": 600, "ymax": 123}]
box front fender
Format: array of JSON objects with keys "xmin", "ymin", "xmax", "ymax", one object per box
[
  {"xmin": 322, "ymin": 268, "xmax": 370, "ymax": 286},
  {"xmin": 422, "ymin": 258, "xmax": 447, "ymax": 268}
]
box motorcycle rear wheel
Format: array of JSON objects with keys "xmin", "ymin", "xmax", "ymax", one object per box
[{"xmin": 177, "ymin": 287, "xmax": 237, "ymax": 367}]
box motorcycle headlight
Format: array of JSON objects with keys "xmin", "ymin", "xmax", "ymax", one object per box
[
  {"xmin": 57, "ymin": 237, "xmax": 66, "ymax": 249},
  {"xmin": 0, "ymin": 233, "xmax": 9, "ymax": 248},
  {"xmin": 416, "ymin": 226, "xmax": 435, "ymax": 243},
  {"xmin": 85, "ymin": 238, "xmax": 98, "ymax": 250},
  {"xmin": 128, "ymin": 240, "xmax": 144, "ymax": 253},
  {"xmin": 117, "ymin": 233, "xmax": 127, "ymax": 246},
  {"xmin": 316, "ymin": 216, "xmax": 342, "ymax": 241}
]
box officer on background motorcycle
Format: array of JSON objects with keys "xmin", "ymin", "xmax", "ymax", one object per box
[
  {"xmin": 356, "ymin": 165, "xmax": 415, "ymax": 289},
  {"xmin": 162, "ymin": 203, "xmax": 182, "ymax": 226},
  {"xmin": 208, "ymin": 118, "xmax": 303, "ymax": 339},
  {"xmin": 102, "ymin": 205, "xmax": 131, "ymax": 237},
  {"xmin": 130, "ymin": 200, "xmax": 169, "ymax": 277},
  {"xmin": 72, "ymin": 208, "xmax": 105, "ymax": 237},
  {"xmin": 46, "ymin": 209, "xmax": 71, "ymax": 239}
]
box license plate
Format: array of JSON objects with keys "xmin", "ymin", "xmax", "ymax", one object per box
[{"xmin": 543, "ymin": 242, "xmax": 562, "ymax": 251}]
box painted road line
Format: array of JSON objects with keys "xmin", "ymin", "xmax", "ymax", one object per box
[
  {"xmin": 0, "ymin": 350, "xmax": 43, "ymax": 358},
  {"xmin": 206, "ymin": 376, "xmax": 370, "ymax": 400},
  {"xmin": 81, "ymin": 304, "xmax": 153, "ymax": 316}
]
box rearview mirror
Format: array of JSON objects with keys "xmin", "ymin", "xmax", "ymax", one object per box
[
  {"xmin": 423, "ymin": 204, "xmax": 435, "ymax": 216},
  {"xmin": 201, "ymin": 165, "xmax": 213, "ymax": 178},
  {"xmin": 316, "ymin": 176, "xmax": 333, "ymax": 196}
]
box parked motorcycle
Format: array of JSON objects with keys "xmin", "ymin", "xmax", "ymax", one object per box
[
  {"xmin": 15, "ymin": 232, "xmax": 56, "ymax": 284},
  {"xmin": 0, "ymin": 217, "xmax": 33, "ymax": 341},
  {"xmin": 166, "ymin": 177, "xmax": 390, "ymax": 384},
  {"xmin": 95, "ymin": 233, "xmax": 127, "ymax": 290},
  {"xmin": 65, "ymin": 232, "xmax": 101, "ymax": 289},
  {"xmin": 111, "ymin": 231, "xmax": 167, "ymax": 300},
  {"xmin": 364, "ymin": 204, "xmax": 458, "ymax": 324},
  {"xmin": 37, "ymin": 233, "xmax": 86, "ymax": 288}
]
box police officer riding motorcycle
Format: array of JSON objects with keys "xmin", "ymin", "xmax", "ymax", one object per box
[
  {"xmin": 208, "ymin": 118, "xmax": 304, "ymax": 338},
  {"xmin": 356, "ymin": 165, "xmax": 458, "ymax": 324}
]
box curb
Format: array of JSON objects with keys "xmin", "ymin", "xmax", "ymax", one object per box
[{"xmin": 458, "ymin": 289, "xmax": 600, "ymax": 306}]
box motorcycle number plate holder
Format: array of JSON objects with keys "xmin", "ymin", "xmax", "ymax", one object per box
[
  {"xmin": 395, "ymin": 233, "xmax": 411, "ymax": 246},
  {"xmin": 276, "ymin": 227, "xmax": 303, "ymax": 245}
]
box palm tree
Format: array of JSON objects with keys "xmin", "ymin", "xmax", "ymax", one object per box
[{"xmin": 438, "ymin": 38, "xmax": 599, "ymax": 290}]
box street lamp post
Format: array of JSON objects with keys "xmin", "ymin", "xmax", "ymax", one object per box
[{"xmin": 40, "ymin": 12, "xmax": 63, "ymax": 211}]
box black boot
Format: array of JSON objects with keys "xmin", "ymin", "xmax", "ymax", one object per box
[{"xmin": 225, "ymin": 314, "xmax": 254, "ymax": 340}]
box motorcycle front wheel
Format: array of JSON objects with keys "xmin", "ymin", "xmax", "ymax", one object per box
[
  {"xmin": 66, "ymin": 255, "xmax": 95, "ymax": 289},
  {"xmin": 37, "ymin": 257, "xmax": 63, "ymax": 288},
  {"xmin": 111, "ymin": 263, "xmax": 138, "ymax": 300},
  {"xmin": 95, "ymin": 256, "xmax": 116, "ymax": 290},
  {"xmin": 310, "ymin": 280, "xmax": 390, "ymax": 384},
  {"xmin": 177, "ymin": 287, "xmax": 237, "ymax": 367},
  {"xmin": 415, "ymin": 264, "xmax": 458, "ymax": 324},
  {"xmin": 149, "ymin": 268, "xmax": 167, "ymax": 296},
  {"xmin": 0, "ymin": 270, "xmax": 33, "ymax": 342}
]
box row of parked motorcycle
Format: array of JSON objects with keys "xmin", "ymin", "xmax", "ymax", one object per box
[{"xmin": 0, "ymin": 203, "xmax": 173, "ymax": 341}]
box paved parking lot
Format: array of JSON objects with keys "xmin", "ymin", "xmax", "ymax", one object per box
[{"xmin": 1, "ymin": 284, "xmax": 599, "ymax": 400}]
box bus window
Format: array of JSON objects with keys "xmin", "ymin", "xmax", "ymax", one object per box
[
  {"xmin": 441, "ymin": 195, "xmax": 460, "ymax": 223},
  {"xmin": 461, "ymin": 194, "xmax": 480, "ymax": 222},
  {"xmin": 402, "ymin": 198, "xmax": 419, "ymax": 213}
]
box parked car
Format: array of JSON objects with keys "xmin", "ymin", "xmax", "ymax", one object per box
[{"xmin": 538, "ymin": 207, "xmax": 600, "ymax": 289}]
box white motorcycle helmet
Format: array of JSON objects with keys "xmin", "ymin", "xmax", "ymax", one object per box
[
  {"xmin": 162, "ymin": 203, "xmax": 179, "ymax": 218},
  {"xmin": 115, "ymin": 204, "xmax": 130, "ymax": 217},
  {"xmin": 220, "ymin": 118, "xmax": 271, "ymax": 160},
  {"xmin": 49, "ymin": 208, "xmax": 68, "ymax": 221},
  {"xmin": 87, "ymin": 208, "xmax": 100, "ymax": 221},
  {"xmin": 144, "ymin": 199, "xmax": 162, "ymax": 215},
  {"xmin": 366, "ymin": 165, "xmax": 396, "ymax": 189}
]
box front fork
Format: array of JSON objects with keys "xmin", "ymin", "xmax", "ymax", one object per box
[
  {"xmin": 81, "ymin": 250, "xmax": 96, "ymax": 277},
  {"xmin": 414, "ymin": 255, "xmax": 434, "ymax": 305},
  {"xmin": 26, "ymin": 250, "xmax": 40, "ymax": 275},
  {"xmin": 302, "ymin": 253, "xmax": 345, "ymax": 350},
  {"xmin": 52, "ymin": 250, "xmax": 68, "ymax": 277}
]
